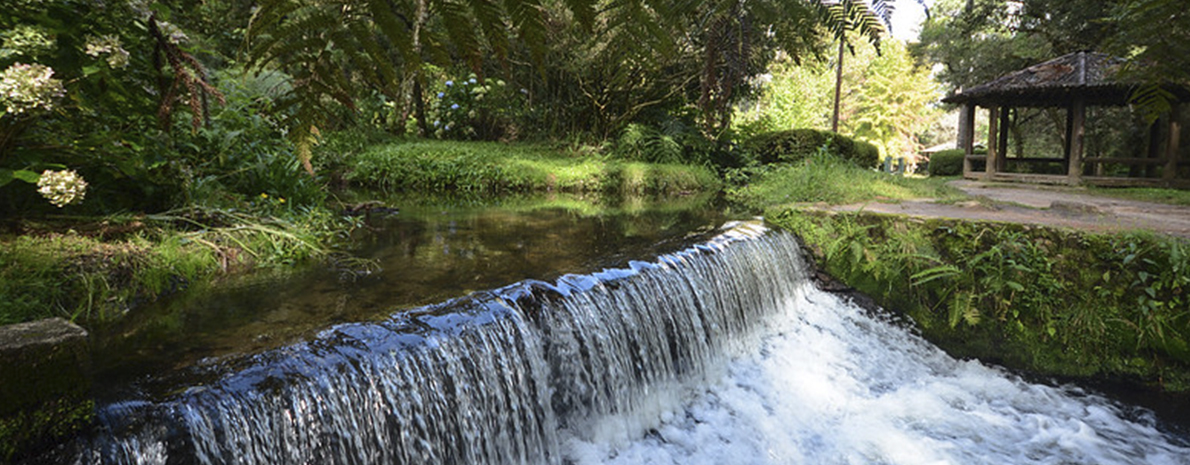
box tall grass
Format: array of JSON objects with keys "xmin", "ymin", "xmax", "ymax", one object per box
[
  {"xmin": 346, "ymin": 140, "xmax": 720, "ymax": 195},
  {"xmin": 726, "ymin": 150, "xmax": 963, "ymax": 210},
  {"xmin": 0, "ymin": 206, "xmax": 353, "ymax": 326}
]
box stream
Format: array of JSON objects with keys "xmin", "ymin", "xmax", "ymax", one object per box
[{"xmin": 33, "ymin": 194, "xmax": 1190, "ymax": 464}]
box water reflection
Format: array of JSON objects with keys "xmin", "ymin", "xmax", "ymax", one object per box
[{"xmin": 91, "ymin": 193, "xmax": 733, "ymax": 399}]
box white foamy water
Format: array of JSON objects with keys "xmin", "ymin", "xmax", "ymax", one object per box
[{"xmin": 564, "ymin": 287, "xmax": 1190, "ymax": 465}]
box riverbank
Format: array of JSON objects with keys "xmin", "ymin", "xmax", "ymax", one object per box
[
  {"xmin": 769, "ymin": 209, "xmax": 1190, "ymax": 393},
  {"xmin": 1, "ymin": 140, "xmax": 722, "ymax": 328}
]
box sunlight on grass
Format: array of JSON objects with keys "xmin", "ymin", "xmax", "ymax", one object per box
[
  {"xmin": 346, "ymin": 140, "xmax": 719, "ymax": 195},
  {"xmin": 727, "ymin": 153, "xmax": 965, "ymax": 211}
]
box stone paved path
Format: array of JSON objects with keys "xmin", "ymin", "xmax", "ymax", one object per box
[{"xmin": 829, "ymin": 180, "xmax": 1190, "ymax": 238}]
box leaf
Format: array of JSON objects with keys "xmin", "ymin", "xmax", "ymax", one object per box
[{"xmin": 910, "ymin": 264, "xmax": 961, "ymax": 285}]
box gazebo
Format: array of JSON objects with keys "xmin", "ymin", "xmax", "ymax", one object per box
[{"xmin": 942, "ymin": 51, "xmax": 1188, "ymax": 187}]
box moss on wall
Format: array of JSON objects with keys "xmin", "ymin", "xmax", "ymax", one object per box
[
  {"xmin": 770, "ymin": 209, "xmax": 1190, "ymax": 392},
  {"xmin": 0, "ymin": 318, "xmax": 93, "ymax": 462}
]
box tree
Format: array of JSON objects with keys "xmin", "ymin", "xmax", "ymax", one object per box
[
  {"xmin": 1, "ymin": 0, "xmax": 223, "ymax": 212},
  {"xmin": 845, "ymin": 41, "xmax": 939, "ymax": 161},
  {"xmin": 739, "ymin": 39, "xmax": 940, "ymax": 162},
  {"xmin": 1107, "ymin": 0, "xmax": 1190, "ymax": 121}
]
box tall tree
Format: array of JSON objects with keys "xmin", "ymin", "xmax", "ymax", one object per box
[{"xmin": 1107, "ymin": 0, "xmax": 1190, "ymax": 121}]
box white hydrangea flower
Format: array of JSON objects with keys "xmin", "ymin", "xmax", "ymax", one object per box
[
  {"xmin": 0, "ymin": 63, "xmax": 66, "ymax": 115},
  {"xmin": 0, "ymin": 25, "xmax": 56, "ymax": 59},
  {"xmin": 37, "ymin": 169, "xmax": 88, "ymax": 208},
  {"xmin": 84, "ymin": 35, "xmax": 131, "ymax": 68}
]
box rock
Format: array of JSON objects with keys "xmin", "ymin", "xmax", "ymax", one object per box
[
  {"xmin": 0, "ymin": 318, "xmax": 92, "ymax": 461},
  {"xmin": 1050, "ymin": 200, "xmax": 1101, "ymax": 215}
]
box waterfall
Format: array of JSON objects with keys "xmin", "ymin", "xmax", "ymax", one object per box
[{"xmin": 47, "ymin": 221, "xmax": 1190, "ymax": 465}]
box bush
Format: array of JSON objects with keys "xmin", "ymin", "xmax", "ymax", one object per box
[
  {"xmin": 745, "ymin": 129, "xmax": 879, "ymax": 168},
  {"xmin": 927, "ymin": 149, "xmax": 966, "ymax": 176},
  {"xmin": 855, "ymin": 140, "xmax": 880, "ymax": 168}
]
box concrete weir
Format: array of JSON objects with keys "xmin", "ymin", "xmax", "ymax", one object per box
[{"xmin": 0, "ymin": 317, "xmax": 92, "ymax": 461}]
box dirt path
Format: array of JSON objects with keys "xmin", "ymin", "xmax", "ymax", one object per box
[{"xmin": 828, "ymin": 180, "xmax": 1190, "ymax": 239}]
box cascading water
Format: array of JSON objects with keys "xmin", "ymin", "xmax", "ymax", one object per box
[{"xmin": 43, "ymin": 222, "xmax": 1190, "ymax": 465}]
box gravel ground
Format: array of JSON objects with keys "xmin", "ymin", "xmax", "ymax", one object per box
[{"xmin": 828, "ymin": 179, "xmax": 1190, "ymax": 239}]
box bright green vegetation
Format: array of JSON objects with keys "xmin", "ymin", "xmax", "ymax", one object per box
[
  {"xmin": 0, "ymin": 209, "xmax": 349, "ymax": 326},
  {"xmin": 745, "ymin": 129, "xmax": 880, "ymax": 168},
  {"xmin": 727, "ymin": 149, "xmax": 964, "ymax": 210},
  {"xmin": 344, "ymin": 140, "xmax": 720, "ymax": 195},
  {"xmin": 773, "ymin": 210, "xmax": 1190, "ymax": 391},
  {"xmin": 737, "ymin": 40, "xmax": 943, "ymax": 164},
  {"xmin": 927, "ymin": 149, "xmax": 966, "ymax": 177},
  {"xmin": 1086, "ymin": 187, "xmax": 1190, "ymax": 207}
]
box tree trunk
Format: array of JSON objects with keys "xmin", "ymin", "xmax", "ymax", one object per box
[{"xmin": 831, "ymin": 37, "xmax": 845, "ymax": 133}]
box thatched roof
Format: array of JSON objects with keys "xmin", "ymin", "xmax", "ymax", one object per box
[{"xmin": 942, "ymin": 52, "xmax": 1134, "ymax": 107}]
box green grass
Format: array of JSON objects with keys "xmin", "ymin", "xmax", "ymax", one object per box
[
  {"xmin": 345, "ymin": 140, "xmax": 721, "ymax": 195},
  {"xmin": 1086, "ymin": 186, "xmax": 1190, "ymax": 206},
  {"xmin": 0, "ymin": 207, "xmax": 349, "ymax": 326},
  {"xmin": 726, "ymin": 151, "xmax": 966, "ymax": 211}
]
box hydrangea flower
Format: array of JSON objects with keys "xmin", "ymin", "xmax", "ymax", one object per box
[
  {"xmin": 84, "ymin": 35, "xmax": 131, "ymax": 68},
  {"xmin": 37, "ymin": 169, "xmax": 87, "ymax": 207},
  {"xmin": 0, "ymin": 63, "xmax": 65, "ymax": 116},
  {"xmin": 468, "ymin": 78, "xmax": 477, "ymax": 84},
  {"xmin": 0, "ymin": 25, "xmax": 56, "ymax": 59},
  {"xmin": 445, "ymin": 80, "xmax": 453, "ymax": 87},
  {"xmin": 437, "ymin": 92, "xmax": 445, "ymax": 99},
  {"xmin": 450, "ymin": 103, "xmax": 460, "ymax": 110}
]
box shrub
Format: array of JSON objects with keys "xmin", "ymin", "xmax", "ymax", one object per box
[
  {"xmin": 854, "ymin": 140, "xmax": 880, "ymax": 168},
  {"xmin": 430, "ymin": 74, "xmax": 521, "ymax": 141},
  {"xmin": 745, "ymin": 129, "xmax": 879, "ymax": 168},
  {"xmin": 927, "ymin": 149, "xmax": 966, "ymax": 176}
]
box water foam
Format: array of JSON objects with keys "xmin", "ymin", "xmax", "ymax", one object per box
[{"xmin": 565, "ymin": 288, "xmax": 1190, "ymax": 465}]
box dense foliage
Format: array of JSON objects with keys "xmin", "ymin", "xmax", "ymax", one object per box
[
  {"xmin": 746, "ymin": 128, "xmax": 879, "ymax": 167},
  {"xmin": 737, "ymin": 40, "xmax": 940, "ymax": 164},
  {"xmin": 926, "ymin": 148, "xmax": 965, "ymax": 176}
]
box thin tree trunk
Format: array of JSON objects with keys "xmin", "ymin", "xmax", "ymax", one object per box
[
  {"xmin": 412, "ymin": 0, "xmax": 429, "ymax": 136},
  {"xmin": 831, "ymin": 37, "xmax": 845, "ymax": 133}
]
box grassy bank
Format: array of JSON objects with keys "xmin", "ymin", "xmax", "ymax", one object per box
[
  {"xmin": 771, "ymin": 210, "xmax": 1190, "ymax": 392},
  {"xmin": 340, "ymin": 139, "xmax": 721, "ymax": 195},
  {"xmin": 726, "ymin": 150, "xmax": 963, "ymax": 210},
  {"xmin": 0, "ymin": 208, "xmax": 351, "ymax": 326}
]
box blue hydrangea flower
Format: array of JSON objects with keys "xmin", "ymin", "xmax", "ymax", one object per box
[
  {"xmin": 450, "ymin": 103, "xmax": 460, "ymax": 110},
  {"xmin": 433, "ymin": 120, "xmax": 440, "ymax": 127},
  {"xmin": 437, "ymin": 92, "xmax": 445, "ymax": 99},
  {"xmin": 445, "ymin": 125, "xmax": 451, "ymax": 131},
  {"xmin": 445, "ymin": 80, "xmax": 453, "ymax": 87},
  {"xmin": 468, "ymin": 78, "xmax": 477, "ymax": 84}
]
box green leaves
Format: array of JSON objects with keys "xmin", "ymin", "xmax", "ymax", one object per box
[{"xmin": 0, "ymin": 169, "xmax": 39, "ymax": 188}]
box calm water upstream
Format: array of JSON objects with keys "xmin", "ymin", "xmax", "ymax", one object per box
[
  {"xmin": 89, "ymin": 194, "xmax": 732, "ymax": 399},
  {"xmin": 35, "ymin": 197, "xmax": 1190, "ymax": 464}
]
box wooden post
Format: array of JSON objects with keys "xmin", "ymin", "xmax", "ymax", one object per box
[
  {"xmin": 1165, "ymin": 102, "xmax": 1182, "ymax": 182},
  {"xmin": 961, "ymin": 103, "xmax": 977, "ymax": 177},
  {"xmin": 986, "ymin": 106, "xmax": 999, "ymax": 179},
  {"xmin": 998, "ymin": 106, "xmax": 1010, "ymax": 172},
  {"xmin": 1067, "ymin": 99, "xmax": 1086, "ymax": 184}
]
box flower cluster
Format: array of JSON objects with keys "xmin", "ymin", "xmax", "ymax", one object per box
[
  {"xmin": 37, "ymin": 169, "xmax": 88, "ymax": 207},
  {"xmin": 0, "ymin": 25, "xmax": 56, "ymax": 59},
  {"xmin": 0, "ymin": 62, "xmax": 65, "ymax": 116},
  {"xmin": 432, "ymin": 75, "xmax": 512, "ymax": 139},
  {"xmin": 84, "ymin": 35, "xmax": 130, "ymax": 68}
]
